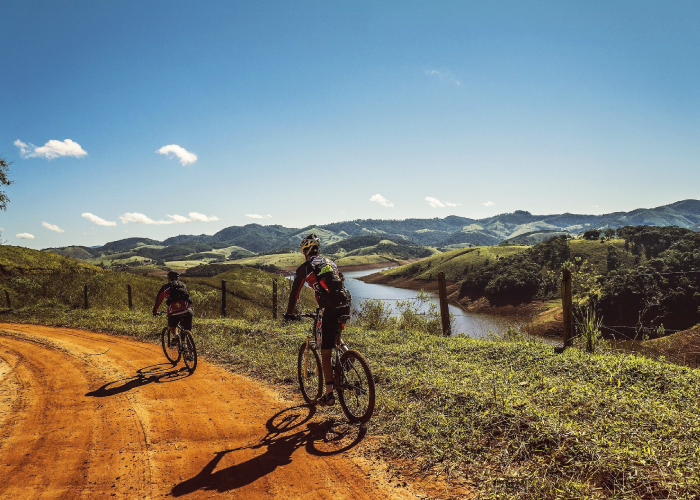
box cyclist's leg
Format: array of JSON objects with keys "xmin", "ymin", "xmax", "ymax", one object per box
[
  {"xmin": 179, "ymin": 312, "xmax": 193, "ymax": 332},
  {"xmin": 320, "ymin": 309, "xmax": 340, "ymax": 399},
  {"xmin": 167, "ymin": 314, "xmax": 179, "ymax": 343}
]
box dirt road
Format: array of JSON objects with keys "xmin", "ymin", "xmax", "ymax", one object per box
[{"xmin": 0, "ymin": 323, "xmax": 413, "ymax": 499}]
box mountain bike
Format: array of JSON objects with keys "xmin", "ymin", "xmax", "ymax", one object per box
[
  {"xmin": 293, "ymin": 311, "xmax": 375, "ymax": 424},
  {"xmin": 157, "ymin": 312, "xmax": 198, "ymax": 373}
]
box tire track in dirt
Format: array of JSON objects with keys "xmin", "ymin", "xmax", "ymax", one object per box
[{"xmin": 0, "ymin": 323, "xmax": 416, "ymax": 499}]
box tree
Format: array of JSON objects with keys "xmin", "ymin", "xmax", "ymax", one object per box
[
  {"xmin": 0, "ymin": 156, "xmax": 13, "ymax": 211},
  {"xmin": 583, "ymin": 229, "xmax": 601, "ymax": 240},
  {"xmin": 604, "ymin": 228, "xmax": 616, "ymax": 240}
]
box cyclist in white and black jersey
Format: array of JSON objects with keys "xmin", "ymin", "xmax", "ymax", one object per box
[{"xmin": 284, "ymin": 234, "xmax": 351, "ymax": 406}]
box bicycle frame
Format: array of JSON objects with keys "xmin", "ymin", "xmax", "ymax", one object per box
[{"xmin": 301, "ymin": 310, "xmax": 349, "ymax": 387}]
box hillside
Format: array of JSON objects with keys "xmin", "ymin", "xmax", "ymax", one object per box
[
  {"xmin": 0, "ymin": 245, "xmax": 99, "ymax": 274},
  {"xmin": 0, "ymin": 245, "xmax": 312, "ymax": 318},
  {"xmin": 367, "ymin": 226, "xmax": 700, "ymax": 335},
  {"xmin": 45, "ymin": 199, "xmax": 700, "ymax": 270},
  {"xmin": 376, "ymin": 245, "xmax": 529, "ymax": 282}
]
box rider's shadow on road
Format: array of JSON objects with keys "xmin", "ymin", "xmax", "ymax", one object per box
[
  {"xmin": 171, "ymin": 404, "xmax": 368, "ymax": 497},
  {"xmin": 85, "ymin": 363, "xmax": 190, "ymax": 398}
]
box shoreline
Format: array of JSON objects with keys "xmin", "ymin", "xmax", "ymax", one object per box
[{"xmin": 360, "ymin": 270, "xmax": 565, "ymax": 336}]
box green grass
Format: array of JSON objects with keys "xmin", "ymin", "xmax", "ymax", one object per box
[
  {"xmin": 230, "ymin": 253, "xmax": 306, "ymax": 269},
  {"xmin": 568, "ymin": 239, "xmax": 635, "ymax": 275},
  {"xmin": 0, "ymin": 245, "xmax": 98, "ymax": 273},
  {"xmin": 335, "ymin": 254, "xmax": 401, "ymax": 267},
  {"xmin": 377, "ymin": 239, "xmax": 637, "ymax": 286},
  {"xmin": 0, "ymin": 246, "xmax": 314, "ymax": 320},
  {"xmin": 382, "ymin": 245, "xmax": 529, "ymax": 281},
  {"xmin": 3, "ymin": 303, "xmax": 699, "ymax": 499}
]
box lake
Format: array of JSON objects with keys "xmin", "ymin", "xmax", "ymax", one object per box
[{"xmin": 342, "ymin": 268, "xmax": 525, "ymax": 339}]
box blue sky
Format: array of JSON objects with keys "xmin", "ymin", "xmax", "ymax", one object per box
[{"xmin": 1, "ymin": 1, "xmax": 699, "ymax": 249}]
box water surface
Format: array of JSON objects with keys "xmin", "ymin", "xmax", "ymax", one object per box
[{"xmin": 342, "ymin": 268, "xmax": 525, "ymax": 339}]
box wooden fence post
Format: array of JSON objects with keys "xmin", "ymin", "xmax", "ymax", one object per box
[
  {"xmin": 561, "ymin": 268, "xmax": 573, "ymax": 349},
  {"xmin": 127, "ymin": 284, "xmax": 133, "ymax": 310},
  {"xmin": 437, "ymin": 272, "xmax": 451, "ymax": 336},
  {"xmin": 221, "ymin": 279, "xmax": 227, "ymax": 317},
  {"xmin": 272, "ymin": 278, "xmax": 278, "ymax": 320},
  {"xmin": 5, "ymin": 290, "xmax": 10, "ymax": 308},
  {"xmin": 84, "ymin": 284, "xmax": 89, "ymax": 309}
]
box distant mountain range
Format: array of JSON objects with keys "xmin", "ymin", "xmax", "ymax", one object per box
[{"xmin": 47, "ymin": 199, "xmax": 700, "ymax": 261}]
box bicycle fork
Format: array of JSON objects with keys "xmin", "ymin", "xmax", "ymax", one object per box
[{"xmin": 303, "ymin": 337, "xmax": 317, "ymax": 381}]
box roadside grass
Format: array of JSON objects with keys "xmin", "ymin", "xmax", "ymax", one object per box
[{"xmin": 3, "ymin": 304, "xmax": 699, "ymax": 499}]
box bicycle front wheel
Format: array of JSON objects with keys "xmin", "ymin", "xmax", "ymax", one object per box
[
  {"xmin": 182, "ymin": 330, "xmax": 198, "ymax": 373},
  {"xmin": 161, "ymin": 327, "xmax": 181, "ymax": 365},
  {"xmin": 337, "ymin": 350, "xmax": 375, "ymax": 423},
  {"xmin": 297, "ymin": 341, "xmax": 323, "ymax": 404}
]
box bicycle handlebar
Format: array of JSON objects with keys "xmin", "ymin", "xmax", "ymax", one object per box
[{"xmin": 283, "ymin": 312, "xmax": 317, "ymax": 321}]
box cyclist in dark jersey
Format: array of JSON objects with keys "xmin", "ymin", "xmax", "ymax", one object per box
[
  {"xmin": 153, "ymin": 271, "xmax": 194, "ymax": 345},
  {"xmin": 284, "ymin": 234, "xmax": 350, "ymax": 406}
]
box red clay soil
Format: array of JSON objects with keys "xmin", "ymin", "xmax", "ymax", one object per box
[
  {"xmin": 644, "ymin": 325, "xmax": 700, "ymax": 365},
  {"xmin": 0, "ymin": 323, "xmax": 422, "ymax": 499}
]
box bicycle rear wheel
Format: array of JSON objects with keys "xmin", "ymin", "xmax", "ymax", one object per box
[
  {"xmin": 161, "ymin": 327, "xmax": 181, "ymax": 365},
  {"xmin": 297, "ymin": 341, "xmax": 323, "ymax": 404},
  {"xmin": 182, "ymin": 330, "xmax": 198, "ymax": 373},
  {"xmin": 337, "ymin": 350, "xmax": 375, "ymax": 423}
]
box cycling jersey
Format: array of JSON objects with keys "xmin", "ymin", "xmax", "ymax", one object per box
[
  {"xmin": 153, "ymin": 281, "xmax": 193, "ymax": 316},
  {"xmin": 286, "ymin": 255, "xmax": 341, "ymax": 314}
]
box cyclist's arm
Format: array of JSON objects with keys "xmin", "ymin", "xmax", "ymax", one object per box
[
  {"xmin": 286, "ymin": 262, "xmax": 313, "ymax": 315},
  {"xmin": 152, "ymin": 285, "xmax": 169, "ymax": 315}
]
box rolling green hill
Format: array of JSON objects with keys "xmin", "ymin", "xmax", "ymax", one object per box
[
  {"xmin": 379, "ymin": 244, "xmax": 529, "ymax": 281},
  {"xmin": 0, "ymin": 245, "xmax": 99, "ymax": 274},
  {"xmin": 0, "ymin": 244, "xmax": 310, "ymax": 319}
]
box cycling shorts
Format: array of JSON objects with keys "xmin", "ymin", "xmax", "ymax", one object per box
[
  {"xmin": 321, "ymin": 308, "xmax": 341, "ymax": 350},
  {"xmin": 168, "ymin": 312, "xmax": 193, "ymax": 331}
]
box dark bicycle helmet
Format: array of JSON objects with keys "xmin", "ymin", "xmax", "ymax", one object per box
[
  {"xmin": 167, "ymin": 270, "xmax": 180, "ymax": 281},
  {"xmin": 300, "ymin": 233, "xmax": 321, "ymax": 254}
]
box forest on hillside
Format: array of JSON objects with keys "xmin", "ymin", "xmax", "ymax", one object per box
[{"xmin": 459, "ymin": 226, "xmax": 700, "ymax": 334}]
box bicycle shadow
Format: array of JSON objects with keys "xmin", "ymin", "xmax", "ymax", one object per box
[
  {"xmin": 85, "ymin": 363, "xmax": 191, "ymax": 398},
  {"xmin": 170, "ymin": 404, "xmax": 367, "ymax": 496}
]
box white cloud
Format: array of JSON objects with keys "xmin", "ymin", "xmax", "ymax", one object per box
[
  {"xmin": 245, "ymin": 214, "xmax": 273, "ymax": 219},
  {"xmin": 119, "ymin": 212, "xmax": 219, "ymax": 224},
  {"xmin": 42, "ymin": 221, "xmax": 65, "ymax": 233},
  {"xmin": 423, "ymin": 69, "xmax": 461, "ymax": 86},
  {"xmin": 425, "ymin": 196, "xmax": 460, "ymax": 208},
  {"xmin": 16, "ymin": 233, "xmax": 35, "ymax": 239},
  {"xmin": 15, "ymin": 139, "xmax": 87, "ymax": 159},
  {"xmin": 483, "ymin": 201, "xmax": 496, "ymax": 207},
  {"xmin": 156, "ymin": 144, "xmax": 197, "ymax": 166},
  {"xmin": 187, "ymin": 212, "xmax": 220, "ymax": 222},
  {"xmin": 82, "ymin": 212, "xmax": 117, "ymax": 226},
  {"xmin": 370, "ymin": 194, "xmax": 394, "ymax": 207}
]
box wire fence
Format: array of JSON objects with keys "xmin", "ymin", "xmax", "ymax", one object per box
[{"xmin": 2, "ymin": 265, "xmax": 698, "ymax": 368}]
